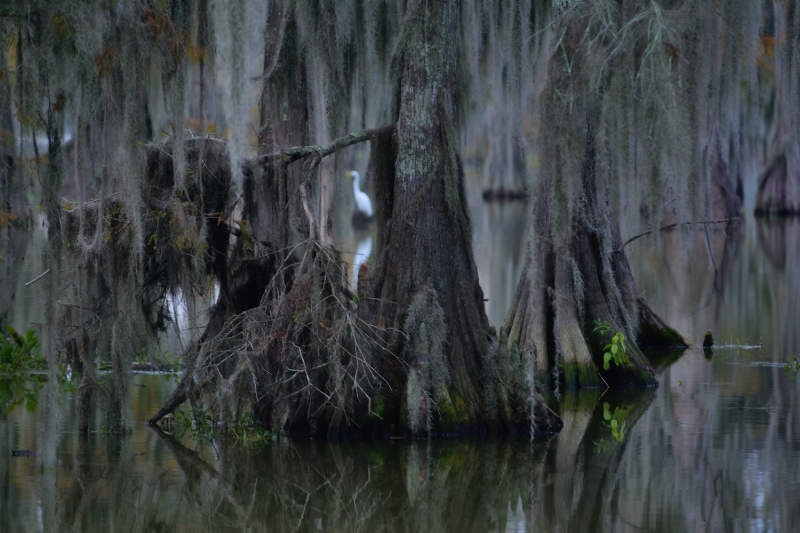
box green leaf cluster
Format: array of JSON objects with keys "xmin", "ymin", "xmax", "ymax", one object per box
[
  {"xmin": 785, "ymin": 355, "xmax": 798, "ymax": 379},
  {"xmin": 160, "ymin": 404, "xmax": 279, "ymax": 449},
  {"xmin": 592, "ymin": 319, "xmax": 613, "ymax": 336},
  {"xmin": 0, "ymin": 327, "xmax": 47, "ymax": 413},
  {"xmin": 602, "ymin": 332, "xmax": 628, "ymax": 371},
  {"xmin": 602, "ymin": 402, "xmax": 629, "ymax": 442}
]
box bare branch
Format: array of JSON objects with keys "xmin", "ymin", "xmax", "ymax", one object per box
[
  {"xmin": 616, "ymin": 218, "xmax": 740, "ymax": 253},
  {"xmin": 24, "ymin": 268, "xmax": 51, "ymax": 286},
  {"xmin": 258, "ymin": 125, "xmax": 394, "ymax": 167}
]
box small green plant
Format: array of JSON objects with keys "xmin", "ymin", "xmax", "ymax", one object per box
[
  {"xmin": 0, "ymin": 327, "xmax": 47, "ymax": 413},
  {"xmin": 170, "ymin": 404, "xmax": 221, "ymax": 444},
  {"xmin": 602, "ymin": 402, "xmax": 629, "ymax": 442},
  {"xmin": 229, "ymin": 411, "xmax": 278, "ymax": 449},
  {"xmin": 592, "ymin": 319, "xmax": 613, "ymax": 336},
  {"xmin": 0, "ymin": 327, "xmax": 44, "ymax": 372},
  {"xmin": 593, "ymin": 320, "xmax": 629, "ymax": 370},
  {"xmin": 602, "ymin": 332, "xmax": 628, "ymax": 371},
  {"xmin": 785, "ymin": 355, "xmax": 798, "ymax": 379},
  {"xmin": 593, "ymin": 438, "xmax": 610, "ymax": 454}
]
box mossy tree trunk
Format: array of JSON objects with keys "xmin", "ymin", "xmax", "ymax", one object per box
[
  {"xmin": 505, "ymin": 117, "xmax": 686, "ymax": 391},
  {"xmin": 368, "ymin": 0, "xmax": 503, "ymax": 435},
  {"xmin": 752, "ymin": 72, "xmax": 799, "ymax": 215},
  {"xmin": 0, "ymin": 47, "xmax": 16, "ymax": 324},
  {"xmin": 500, "ymin": 11, "xmax": 692, "ymax": 392}
]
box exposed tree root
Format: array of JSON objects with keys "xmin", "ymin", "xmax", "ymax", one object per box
[
  {"xmin": 148, "ymin": 241, "xmax": 396, "ymax": 437},
  {"xmin": 554, "ymin": 257, "xmax": 601, "ymax": 389}
]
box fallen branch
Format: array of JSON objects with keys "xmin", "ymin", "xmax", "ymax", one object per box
[{"xmin": 616, "ymin": 218, "xmax": 740, "ymax": 252}]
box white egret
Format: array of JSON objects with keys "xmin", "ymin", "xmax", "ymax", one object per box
[{"xmin": 346, "ymin": 170, "xmax": 374, "ymax": 223}]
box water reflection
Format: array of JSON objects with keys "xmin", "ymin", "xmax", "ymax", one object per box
[
  {"xmin": 351, "ymin": 234, "xmax": 373, "ymax": 290},
  {"xmin": 0, "ymin": 344, "xmax": 798, "ymax": 530},
  {"xmin": 10, "ymin": 388, "xmax": 654, "ymax": 533},
  {"xmin": 472, "ymin": 201, "xmax": 527, "ymax": 329},
  {"xmin": 17, "ymin": 377, "xmax": 797, "ymax": 533}
]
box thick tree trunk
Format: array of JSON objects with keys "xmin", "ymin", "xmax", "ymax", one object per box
[
  {"xmin": 378, "ymin": 0, "xmax": 494, "ymax": 434},
  {"xmin": 0, "ymin": 47, "xmax": 17, "ymax": 326},
  {"xmin": 370, "ymin": 0, "xmax": 504, "ymax": 435},
  {"xmin": 505, "ymin": 121, "xmax": 686, "ymax": 391},
  {"xmin": 708, "ymin": 151, "xmax": 743, "ymax": 220}
]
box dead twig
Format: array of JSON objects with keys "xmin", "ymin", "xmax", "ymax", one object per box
[{"xmin": 616, "ymin": 218, "xmax": 739, "ymax": 252}]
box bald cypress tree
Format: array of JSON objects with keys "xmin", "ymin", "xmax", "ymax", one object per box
[
  {"xmin": 504, "ymin": 0, "xmax": 764, "ymax": 391},
  {"xmin": 370, "ymin": 0, "xmax": 496, "ymax": 434}
]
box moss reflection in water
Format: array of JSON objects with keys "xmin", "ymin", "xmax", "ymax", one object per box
[
  {"xmin": 158, "ymin": 405, "xmax": 280, "ymax": 449},
  {"xmin": 2, "ymin": 388, "xmax": 654, "ymax": 533}
]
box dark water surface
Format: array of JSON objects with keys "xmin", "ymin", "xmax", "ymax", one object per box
[{"xmin": 1, "ymin": 211, "xmax": 799, "ymax": 532}]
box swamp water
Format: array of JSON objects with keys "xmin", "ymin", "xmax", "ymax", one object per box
[{"xmin": 1, "ymin": 207, "xmax": 799, "ymax": 532}]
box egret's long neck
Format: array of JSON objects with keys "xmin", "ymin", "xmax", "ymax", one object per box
[{"xmin": 352, "ymin": 172, "xmax": 361, "ymax": 194}]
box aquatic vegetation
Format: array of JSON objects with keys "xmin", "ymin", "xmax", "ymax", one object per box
[
  {"xmin": 159, "ymin": 404, "xmax": 278, "ymax": 449},
  {"xmin": 0, "ymin": 327, "xmax": 46, "ymax": 412},
  {"xmin": 602, "ymin": 333, "xmax": 629, "ymax": 372},
  {"xmin": 592, "ymin": 320, "xmax": 630, "ymax": 372},
  {"xmin": 786, "ymin": 355, "xmax": 798, "ymax": 379},
  {"xmin": 602, "ymin": 402, "xmax": 629, "ymax": 442}
]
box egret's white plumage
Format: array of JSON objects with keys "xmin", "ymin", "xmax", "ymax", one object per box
[
  {"xmin": 347, "ymin": 171, "xmax": 373, "ymax": 217},
  {"xmin": 351, "ymin": 235, "xmax": 373, "ymax": 289}
]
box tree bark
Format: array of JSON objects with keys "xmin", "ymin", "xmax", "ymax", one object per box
[
  {"xmin": 370, "ymin": 0, "xmax": 500, "ymax": 434},
  {"xmin": 148, "ymin": 2, "xmax": 310, "ymax": 427},
  {"xmin": 505, "ymin": 116, "xmax": 686, "ymax": 391}
]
